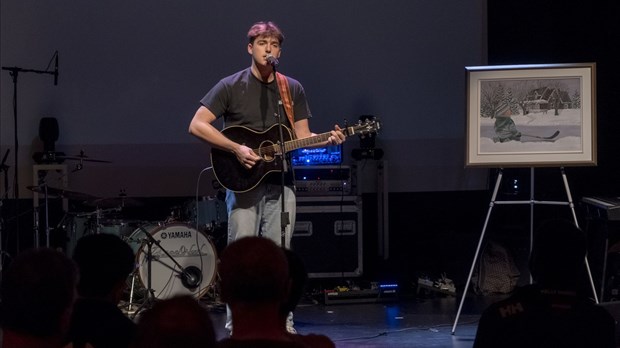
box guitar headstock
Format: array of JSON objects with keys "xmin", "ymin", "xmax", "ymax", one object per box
[{"xmin": 347, "ymin": 118, "xmax": 381, "ymax": 138}]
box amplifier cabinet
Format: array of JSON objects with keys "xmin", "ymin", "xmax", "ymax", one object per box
[
  {"xmin": 292, "ymin": 199, "xmax": 362, "ymax": 278},
  {"xmin": 293, "ymin": 165, "xmax": 353, "ymax": 196}
]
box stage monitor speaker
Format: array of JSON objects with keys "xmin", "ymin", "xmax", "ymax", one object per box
[{"xmin": 291, "ymin": 198, "xmax": 362, "ymax": 278}]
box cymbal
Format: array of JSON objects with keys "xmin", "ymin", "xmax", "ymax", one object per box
[
  {"xmin": 27, "ymin": 185, "xmax": 97, "ymax": 201},
  {"xmin": 86, "ymin": 196, "xmax": 144, "ymax": 208},
  {"xmin": 56, "ymin": 154, "xmax": 112, "ymax": 163}
]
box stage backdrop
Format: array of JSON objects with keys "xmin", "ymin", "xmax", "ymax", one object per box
[{"xmin": 1, "ymin": 0, "xmax": 488, "ymax": 198}]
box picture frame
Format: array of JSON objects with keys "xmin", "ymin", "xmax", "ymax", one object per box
[{"xmin": 465, "ymin": 63, "xmax": 597, "ymax": 167}]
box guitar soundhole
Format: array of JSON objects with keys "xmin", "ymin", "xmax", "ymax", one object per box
[{"xmin": 258, "ymin": 141, "xmax": 277, "ymax": 162}]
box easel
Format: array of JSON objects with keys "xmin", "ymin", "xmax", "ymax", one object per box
[{"xmin": 451, "ymin": 167, "xmax": 599, "ymax": 334}]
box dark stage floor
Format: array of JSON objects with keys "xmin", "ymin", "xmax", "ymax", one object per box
[{"xmin": 203, "ymin": 294, "xmax": 493, "ymax": 348}]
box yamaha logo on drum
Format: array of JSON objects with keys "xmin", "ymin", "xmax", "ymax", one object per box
[{"xmin": 160, "ymin": 230, "xmax": 193, "ymax": 239}]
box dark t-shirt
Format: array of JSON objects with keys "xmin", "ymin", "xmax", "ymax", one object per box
[
  {"xmin": 473, "ymin": 284, "xmax": 616, "ymax": 348},
  {"xmin": 201, "ymin": 68, "xmax": 312, "ymax": 131},
  {"xmin": 201, "ymin": 68, "xmax": 311, "ymax": 186}
]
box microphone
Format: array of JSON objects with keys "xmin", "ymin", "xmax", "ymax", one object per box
[
  {"xmin": 266, "ymin": 54, "xmax": 279, "ymax": 67},
  {"xmin": 180, "ymin": 266, "xmax": 202, "ymax": 289},
  {"xmin": 53, "ymin": 52, "xmax": 59, "ymax": 86}
]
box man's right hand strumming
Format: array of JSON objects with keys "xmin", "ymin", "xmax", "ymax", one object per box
[{"xmin": 235, "ymin": 144, "xmax": 262, "ymax": 169}]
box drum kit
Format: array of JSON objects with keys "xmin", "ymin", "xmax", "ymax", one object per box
[
  {"xmin": 62, "ymin": 195, "xmax": 225, "ymax": 315},
  {"xmin": 26, "ymin": 153, "xmax": 227, "ymax": 314}
]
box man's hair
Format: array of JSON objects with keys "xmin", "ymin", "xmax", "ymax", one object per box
[
  {"xmin": 219, "ymin": 236, "xmax": 289, "ymax": 304},
  {"xmin": 0, "ymin": 248, "xmax": 78, "ymax": 337},
  {"xmin": 247, "ymin": 21, "xmax": 285, "ymax": 44},
  {"xmin": 132, "ymin": 295, "xmax": 215, "ymax": 348},
  {"xmin": 530, "ymin": 219, "xmax": 588, "ymax": 288},
  {"xmin": 72, "ymin": 232, "xmax": 135, "ymax": 298}
]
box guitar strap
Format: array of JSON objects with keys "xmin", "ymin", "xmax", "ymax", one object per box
[{"xmin": 275, "ymin": 72, "xmax": 296, "ymax": 139}]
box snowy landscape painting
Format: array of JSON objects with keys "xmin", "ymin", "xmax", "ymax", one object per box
[{"xmin": 465, "ymin": 63, "xmax": 597, "ymax": 167}]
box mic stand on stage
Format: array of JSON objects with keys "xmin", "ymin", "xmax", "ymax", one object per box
[
  {"xmin": 0, "ymin": 149, "xmax": 11, "ymax": 272},
  {"xmin": 130, "ymin": 224, "xmax": 202, "ymax": 318},
  {"xmin": 131, "ymin": 228, "xmax": 156, "ymax": 318},
  {"xmin": 2, "ymin": 52, "xmax": 58, "ymax": 255},
  {"xmin": 271, "ymin": 60, "xmax": 290, "ymax": 248},
  {"xmin": 1, "ymin": 51, "xmax": 59, "ymax": 201}
]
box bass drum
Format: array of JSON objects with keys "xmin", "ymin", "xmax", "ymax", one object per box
[{"xmin": 130, "ymin": 223, "xmax": 217, "ymax": 300}]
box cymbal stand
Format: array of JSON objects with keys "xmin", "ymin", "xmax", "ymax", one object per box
[
  {"xmin": 31, "ymin": 182, "xmax": 52, "ymax": 248},
  {"xmin": 33, "ymin": 171, "xmax": 74, "ymax": 248},
  {"xmin": 32, "ymin": 160, "xmax": 82, "ymax": 248},
  {"xmin": 95, "ymin": 207, "xmax": 102, "ymax": 234},
  {"xmin": 43, "ymin": 185, "xmax": 51, "ymax": 247},
  {"xmin": 83, "ymin": 206, "xmax": 121, "ymax": 235}
]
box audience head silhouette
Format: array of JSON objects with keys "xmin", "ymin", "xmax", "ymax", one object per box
[
  {"xmin": 66, "ymin": 232, "xmax": 137, "ymax": 348},
  {"xmin": 72, "ymin": 232, "xmax": 135, "ymax": 299},
  {"xmin": 132, "ymin": 295, "xmax": 216, "ymax": 348},
  {"xmin": 1, "ymin": 248, "xmax": 78, "ymax": 346},
  {"xmin": 218, "ymin": 236, "xmax": 289, "ymax": 305},
  {"xmin": 529, "ymin": 218, "xmax": 587, "ymax": 289},
  {"xmin": 473, "ymin": 218, "xmax": 616, "ymax": 348}
]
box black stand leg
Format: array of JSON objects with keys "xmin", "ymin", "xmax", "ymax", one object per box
[
  {"xmin": 130, "ymin": 238, "xmax": 156, "ymax": 318},
  {"xmin": 271, "ymin": 63, "xmax": 291, "ymax": 249}
]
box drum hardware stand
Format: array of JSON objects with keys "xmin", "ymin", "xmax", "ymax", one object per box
[
  {"xmin": 129, "ymin": 230, "xmax": 157, "ymax": 318},
  {"xmin": 451, "ymin": 167, "xmax": 599, "ymax": 334},
  {"xmin": 202, "ymin": 271, "xmax": 225, "ymax": 309},
  {"xmin": 30, "ymin": 182, "xmax": 52, "ymax": 248},
  {"xmin": 82, "ymin": 206, "xmax": 121, "ymax": 234},
  {"xmin": 130, "ymin": 224, "xmax": 203, "ymax": 318},
  {"xmin": 125, "ymin": 268, "xmax": 140, "ymax": 315},
  {"xmin": 31, "ymin": 158, "xmax": 83, "ymax": 248}
]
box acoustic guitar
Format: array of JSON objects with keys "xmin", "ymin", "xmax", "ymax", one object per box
[{"xmin": 210, "ymin": 120, "xmax": 380, "ymax": 192}]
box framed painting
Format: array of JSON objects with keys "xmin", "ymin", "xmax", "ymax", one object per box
[{"xmin": 465, "ymin": 63, "xmax": 596, "ymax": 167}]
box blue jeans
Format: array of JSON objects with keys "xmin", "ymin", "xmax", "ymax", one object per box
[{"xmin": 225, "ymin": 183, "xmax": 296, "ymax": 248}]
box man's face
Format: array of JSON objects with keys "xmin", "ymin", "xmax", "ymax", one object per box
[{"xmin": 248, "ymin": 35, "xmax": 281, "ymax": 66}]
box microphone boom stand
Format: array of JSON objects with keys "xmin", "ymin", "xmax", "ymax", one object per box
[
  {"xmin": 2, "ymin": 52, "xmax": 58, "ymax": 254},
  {"xmin": 271, "ymin": 62, "xmax": 290, "ymax": 248},
  {"xmin": 1, "ymin": 59, "xmax": 57, "ymax": 201},
  {"xmin": 131, "ymin": 225, "xmax": 202, "ymax": 317}
]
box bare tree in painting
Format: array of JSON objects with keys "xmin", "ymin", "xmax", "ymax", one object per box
[
  {"xmin": 546, "ymin": 80, "xmax": 570, "ymax": 116},
  {"xmin": 480, "ymin": 81, "xmax": 506, "ymax": 119},
  {"xmin": 572, "ymin": 89, "xmax": 581, "ymax": 109}
]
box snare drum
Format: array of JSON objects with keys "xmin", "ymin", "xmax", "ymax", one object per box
[{"xmin": 130, "ymin": 223, "xmax": 217, "ymax": 300}]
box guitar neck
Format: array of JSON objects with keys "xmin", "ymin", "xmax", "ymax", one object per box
[
  {"xmin": 284, "ymin": 131, "xmax": 335, "ymax": 153},
  {"xmin": 285, "ymin": 124, "xmax": 366, "ymax": 153}
]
